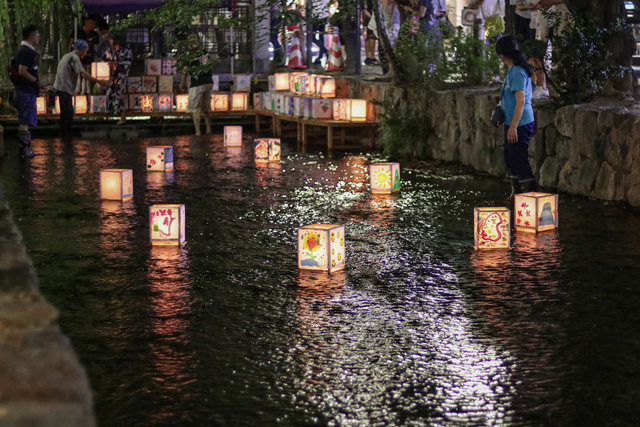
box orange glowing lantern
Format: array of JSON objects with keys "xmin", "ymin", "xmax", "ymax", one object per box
[
  {"xmin": 146, "ymin": 146, "xmax": 174, "ymax": 171},
  {"xmin": 175, "ymin": 94, "xmax": 189, "ymax": 112},
  {"xmin": 91, "ymin": 62, "xmax": 110, "ymax": 80},
  {"xmin": 211, "ymin": 93, "xmax": 229, "ymax": 111},
  {"xmin": 514, "ymin": 192, "xmax": 558, "ymax": 233},
  {"xmin": 36, "ymin": 96, "xmax": 46, "ymax": 115},
  {"xmin": 332, "ymin": 99, "xmax": 367, "ymax": 122},
  {"xmin": 74, "ymin": 96, "xmax": 88, "ymax": 114},
  {"xmin": 314, "ymin": 75, "xmax": 335, "ymax": 97},
  {"xmin": 224, "ymin": 126, "xmax": 242, "ymax": 146},
  {"xmin": 474, "ymin": 207, "xmax": 511, "ymax": 250},
  {"xmin": 139, "ymin": 94, "xmax": 156, "ymax": 112},
  {"xmin": 100, "ymin": 169, "xmax": 133, "ymax": 201},
  {"xmin": 298, "ymin": 224, "xmax": 345, "ymax": 272},
  {"xmin": 254, "ymin": 138, "xmax": 281, "ymax": 163},
  {"xmin": 369, "ymin": 163, "xmax": 400, "ymax": 194},
  {"xmin": 231, "ymin": 93, "xmax": 248, "ymax": 111},
  {"xmin": 149, "ymin": 204, "xmax": 186, "ymax": 246},
  {"xmin": 274, "ymin": 72, "xmax": 290, "ymax": 91}
]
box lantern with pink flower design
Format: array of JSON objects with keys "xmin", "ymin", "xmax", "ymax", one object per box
[{"xmin": 149, "ymin": 204, "xmax": 186, "ymax": 246}]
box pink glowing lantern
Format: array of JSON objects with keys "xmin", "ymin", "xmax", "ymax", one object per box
[
  {"xmin": 254, "ymin": 138, "xmax": 281, "ymax": 163},
  {"xmin": 146, "ymin": 146, "xmax": 174, "ymax": 171},
  {"xmin": 224, "ymin": 126, "xmax": 242, "ymax": 146},
  {"xmin": 474, "ymin": 207, "xmax": 511, "ymax": 250},
  {"xmin": 91, "ymin": 62, "xmax": 110, "ymax": 80},
  {"xmin": 274, "ymin": 72, "xmax": 290, "ymax": 91},
  {"xmin": 100, "ymin": 169, "xmax": 133, "ymax": 201},
  {"xmin": 298, "ymin": 224, "xmax": 345, "ymax": 272},
  {"xmin": 514, "ymin": 192, "xmax": 558, "ymax": 233},
  {"xmin": 149, "ymin": 204, "xmax": 186, "ymax": 246},
  {"xmin": 369, "ymin": 163, "xmax": 400, "ymax": 194}
]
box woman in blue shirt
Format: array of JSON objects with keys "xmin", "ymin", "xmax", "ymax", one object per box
[{"xmin": 496, "ymin": 36, "xmax": 536, "ymax": 198}]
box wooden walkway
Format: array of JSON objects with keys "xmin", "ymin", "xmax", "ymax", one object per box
[{"xmin": 0, "ymin": 109, "xmax": 255, "ymax": 123}]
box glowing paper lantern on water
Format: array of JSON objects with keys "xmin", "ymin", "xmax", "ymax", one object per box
[
  {"xmin": 211, "ymin": 93, "xmax": 229, "ymax": 111},
  {"xmin": 175, "ymin": 94, "xmax": 189, "ymax": 112},
  {"xmin": 74, "ymin": 96, "xmax": 88, "ymax": 114},
  {"xmin": 149, "ymin": 204, "xmax": 186, "ymax": 246},
  {"xmin": 91, "ymin": 62, "xmax": 110, "ymax": 80},
  {"xmin": 36, "ymin": 97, "xmax": 46, "ymax": 115},
  {"xmin": 254, "ymin": 138, "xmax": 281, "ymax": 163},
  {"xmin": 369, "ymin": 163, "xmax": 400, "ymax": 194},
  {"xmin": 333, "ymin": 99, "xmax": 367, "ymax": 122},
  {"xmin": 146, "ymin": 146, "xmax": 174, "ymax": 171},
  {"xmin": 100, "ymin": 169, "xmax": 133, "ymax": 201},
  {"xmin": 474, "ymin": 207, "xmax": 511, "ymax": 250},
  {"xmin": 224, "ymin": 126, "xmax": 242, "ymax": 146},
  {"xmin": 298, "ymin": 224, "xmax": 345, "ymax": 272},
  {"xmin": 231, "ymin": 93, "xmax": 248, "ymax": 111},
  {"xmin": 274, "ymin": 72, "xmax": 290, "ymax": 91},
  {"xmin": 514, "ymin": 192, "xmax": 558, "ymax": 233}
]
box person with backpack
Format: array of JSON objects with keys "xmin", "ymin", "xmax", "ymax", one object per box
[{"xmin": 12, "ymin": 25, "xmax": 45, "ymax": 158}]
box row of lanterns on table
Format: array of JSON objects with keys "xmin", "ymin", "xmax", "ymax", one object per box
[{"xmin": 99, "ymin": 136, "xmax": 558, "ymax": 270}]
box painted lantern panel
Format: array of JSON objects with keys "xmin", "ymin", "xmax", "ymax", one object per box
[
  {"xmin": 514, "ymin": 192, "xmax": 559, "ymax": 233},
  {"xmin": 254, "ymin": 138, "xmax": 281, "ymax": 163},
  {"xmin": 224, "ymin": 126, "xmax": 243, "ymax": 146},
  {"xmin": 369, "ymin": 163, "xmax": 401, "ymax": 194},
  {"xmin": 175, "ymin": 94, "xmax": 189, "ymax": 112},
  {"xmin": 474, "ymin": 207, "xmax": 511, "ymax": 250},
  {"xmin": 149, "ymin": 204, "xmax": 186, "ymax": 246},
  {"xmin": 298, "ymin": 224, "xmax": 345, "ymax": 272},
  {"xmin": 146, "ymin": 146, "xmax": 174, "ymax": 171}
]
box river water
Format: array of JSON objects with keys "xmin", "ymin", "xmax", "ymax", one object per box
[{"xmin": 1, "ymin": 133, "xmax": 639, "ymax": 426}]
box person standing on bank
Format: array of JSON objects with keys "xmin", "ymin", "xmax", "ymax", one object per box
[
  {"xmin": 13, "ymin": 25, "xmax": 46, "ymax": 158},
  {"xmin": 53, "ymin": 39, "xmax": 108, "ymax": 139},
  {"xmin": 496, "ymin": 36, "xmax": 536, "ymax": 198},
  {"xmin": 179, "ymin": 34, "xmax": 213, "ymax": 136}
]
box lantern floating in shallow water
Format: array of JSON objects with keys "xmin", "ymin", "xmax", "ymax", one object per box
[
  {"xmin": 474, "ymin": 207, "xmax": 511, "ymax": 250},
  {"xmin": 224, "ymin": 126, "xmax": 243, "ymax": 147},
  {"xmin": 298, "ymin": 224, "xmax": 345, "ymax": 272},
  {"xmin": 514, "ymin": 192, "xmax": 558, "ymax": 233},
  {"xmin": 91, "ymin": 62, "xmax": 110, "ymax": 80},
  {"xmin": 36, "ymin": 96, "xmax": 46, "ymax": 115},
  {"xmin": 254, "ymin": 138, "xmax": 281, "ymax": 162},
  {"xmin": 100, "ymin": 169, "xmax": 133, "ymax": 201},
  {"xmin": 175, "ymin": 94, "xmax": 189, "ymax": 112},
  {"xmin": 146, "ymin": 146, "xmax": 174, "ymax": 171},
  {"xmin": 150, "ymin": 204, "xmax": 186, "ymax": 246},
  {"xmin": 369, "ymin": 163, "xmax": 400, "ymax": 194},
  {"xmin": 333, "ymin": 99, "xmax": 367, "ymax": 122}
]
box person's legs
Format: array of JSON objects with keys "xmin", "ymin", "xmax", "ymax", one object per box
[
  {"xmin": 192, "ymin": 111, "xmax": 201, "ymax": 136},
  {"xmin": 58, "ymin": 91, "xmax": 75, "ymax": 139},
  {"xmin": 504, "ymin": 123, "xmax": 536, "ymax": 196},
  {"xmin": 14, "ymin": 90, "xmax": 37, "ymax": 158},
  {"xmin": 312, "ymin": 24, "xmax": 328, "ymax": 64}
]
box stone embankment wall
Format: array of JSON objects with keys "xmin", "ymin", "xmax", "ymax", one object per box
[
  {"xmin": 0, "ymin": 192, "xmax": 95, "ymax": 426},
  {"xmin": 346, "ymin": 79, "xmax": 640, "ymax": 207}
]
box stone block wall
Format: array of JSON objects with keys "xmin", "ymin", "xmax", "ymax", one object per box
[
  {"xmin": 345, "ymin": 78, "xmax": 640, "ymax": 207},
  {"xmin": 0, "ymin": 192, "xmax": 95, "ymax": 426}
]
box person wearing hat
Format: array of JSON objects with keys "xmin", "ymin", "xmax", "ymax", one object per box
[{"xmin": 53, "ymin": 39, "xmax": 108, "ymax": 139}]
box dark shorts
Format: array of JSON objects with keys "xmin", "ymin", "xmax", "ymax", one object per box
[{"xmin": 13, "ymin": 89, "xmax": 37, "ymax": 127}]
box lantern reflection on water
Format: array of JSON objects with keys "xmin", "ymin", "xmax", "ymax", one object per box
[
  {"xmin": 149, "ymin": 204, "xmax": 186, "ymax": 246},
  {"xmin": 100, "ymin": 169, "xmax": 133, "ymax": 201},
  {"xmin": 514, "ymin": 192, "xmax": 559, "ymax": 233},
  {"xmin": 474, "ymin": 207, "xmax": 511, "ymax": 250},
  {"xmin": 224, "ymin": 126, "xmax": 243, "ymax": 147},
  {"xmin": 369, "ymin": 163, "xmax": 400, "ymax": 194},
  {"xmin": 298, "ymin": 224, "xmax": 345, "ymax": 272}
]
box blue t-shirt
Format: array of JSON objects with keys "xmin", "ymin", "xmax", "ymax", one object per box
[
  {"xmin": 501, "ymin": 65, "xmax": 534, "ymax": 127},
  {"xmin": 419, "ymin": 0, "xmax": 440, "ymax": 31}
]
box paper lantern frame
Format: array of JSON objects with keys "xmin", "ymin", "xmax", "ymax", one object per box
[
  {"xmin": 369, "ymin": 163, "xmax": 400, "ymax": 194},
  {"xmin": 146, "ymin": 146, "xmax": 174, "ymax": 171},
  {"xmin": 474, "ymin": 207, "xmax": 511, "ymax": 250},
  {"xmin": 100, "ymin": 169, "xmax": 133, "ymax": 201},
  {"xmin": 514, "ymin": 192, "xmax": 559, "ymax": 233},
  {"xmin": 149, "ymin": 204, "xmax": 186, "ymax": 246},
  {"xmin": 298, "ymin": 224, "xmax": 345, "ymax": 272}
]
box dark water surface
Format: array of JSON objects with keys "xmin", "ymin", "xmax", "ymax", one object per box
[{"xmin": 1, "ymin": 134, "xmax": 640, "ymax": 426}]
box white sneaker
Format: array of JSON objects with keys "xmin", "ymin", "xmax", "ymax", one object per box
[{"xmin": 533, "ymin": 86, "xmax": 550, "ymax": 99}]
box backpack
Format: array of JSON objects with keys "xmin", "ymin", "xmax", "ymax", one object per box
[{"xmin": 7, "ymin": 58, "xmax": 20, "ymax": 85}]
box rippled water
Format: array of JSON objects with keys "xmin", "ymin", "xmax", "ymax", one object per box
[{"xmin": 1, "ymin": 133, "xmax": 640, "ymax": 426}]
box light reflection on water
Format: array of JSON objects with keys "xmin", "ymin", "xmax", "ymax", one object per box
[{"xmin": 1, "ymin": 134, "xmax": 640, "ymax": 426}]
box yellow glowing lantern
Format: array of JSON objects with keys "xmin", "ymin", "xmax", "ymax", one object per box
[
  {"xmin": 514, "ymin": 192, "xmax": 558, "ymax": 233},
  {"xmin": 91, "ymin": 62, "xmax": 110, "ymax": 80},
  {"xmin": 146, "ymin": 146, "xmax": 174, "ymax": 171},
  {"xmin": 175, "ymin": 94, "xmax": 189, "ymax": 112},
  {"xmin": 149, "ymin": 204, "xmax": 186, "ymax": 246},
  {"xmin": 140, "ymin": 94, "xmax": 156, "ymax": 112},
  {"xmin": 231, "ymin": 93, "xmax": 248, "ymax": 111},
  {"xmin": 100, "ymin": 169, "xmax": 133, "ymax": 201},
  {"xmin": 224, "ymin": 126, "xmax": 242, "ymax": 146},
  {"xmin": 36, "ymin": 96, "xmax": 46, "ymax": 115},
  {"xmin": 333, "ymin": 99, "xmax": 367, "ymax": 122},
  {"xmin": 254, "ymin": 138, "xmax": 281, "ymax": 163},
  {"xmin": 211, "ymin": 93, "xmax": 229, "ymax": 111},
  {"xmin": 274, "ymin": 72, "xmax": 290, "ymax": 91},
  {"xmin": 314, "ymin": 75, "xmax": 335, "ymax": 97},
  {"xmin": 298, "ymin": 224, "xmax": 345, "ymax": 272},
  {"xmin": 74, "ymin": 96, "xmax": 88, "ymax": 114},
  {"xmin": 369, "ymin": 163, "xmax": 400, "ymax": 194},
  {"xmin": 474, "ymin": 207, "xmax": 511, "ymax": 250}
]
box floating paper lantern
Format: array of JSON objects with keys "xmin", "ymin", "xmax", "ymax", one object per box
[
  {"xmin": 157, "ymin": 94, "xmax": 173, "ymax": 112},
  {"xmin": 149, "ymin": 204, "xmax": 186, "ymax": 246},
  {"xmin": 369, "ymin": 163, "xmax": 400, "ymax": 194},
  {"xmin": 254, "ymin": 138, "xmax": 281, "ymax": 162},
  {"xmin": 74, "ymin": 96, "xmax": 88, "ymax": 114},
  {"xmin": 100, "ymin": 169, "xmax": 133, "ymax": 201},
  {"xmin": 36, "ymin": 96, "xmax": 46, "ymax": 115},
  {"xmin": 314, "ymin": 75, "xmax": 335, "ymax": 97},
  {"xmin": 274, "ymin": 72, "xmax": 290, "ymax": 91},
  {"xmin": 474, "ymin": 207, "xmax": 511, "ymax": 250},
  {"xmin": 91, "ymin": 62, "xmax": 110, "ymax": 80},
  {"xmin": 140, "ymin": 94, "xmax": 156, "ymax": 112},
  {"xmin": 333, "ymin": 99, "xmax": 367, "ymax": 122},
  {"xmin": 231, "ymin": 93, "xmax": 248, "ymax": 111},
  {"xmin": 224, "ymin": 126, "xmax": 242, "ymax": 146},
  {"xmin": 146, "ymin": 146, "xmax": 174, "ymax": 171},
  {"xmin": 211, "ymin": 93, "xmax": 229, "ymax": 111},
  {"xmin": 298, "ymin": 224, "xmax": 345, "ymax": 272},
  {"xmin": 514, "ymin": 192, "xmax": 558, "ymax": 233},
  {"xmin": 175, "ymin": 94, "xmax": 189, "ymax": 112}
]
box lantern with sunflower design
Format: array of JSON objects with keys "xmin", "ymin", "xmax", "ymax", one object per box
[
  {"xmin": 100, "ymin": 169, "xmax": 133, "ymax": 201},
  {"xmin": 298, "ymin": 224, "xmax": 345, "ymax": 272},
  {"xmin": 474, "ymin": 207, "xmax": 511, "ymax": 250},
  {"xmin": 254, "ymin": 138, "xmax": 281, "ymax": 163},
  {"xmin": 514, "ymin": 192, "xmax": 558, "ymax": 233},
  {"xmin": 146, "ymin": 146, "xmax": 174, "ymax": 171},
  {"xmin": 224, "ymin": 126, "xmax": 243, "ymax": 147},
  {"xmin": 369, "ymin": 163, "xmax": 400, "ymax": 194},
  {"xmin": 149, "ymin": 204, "xmax": 186, "ymax": 246}
]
